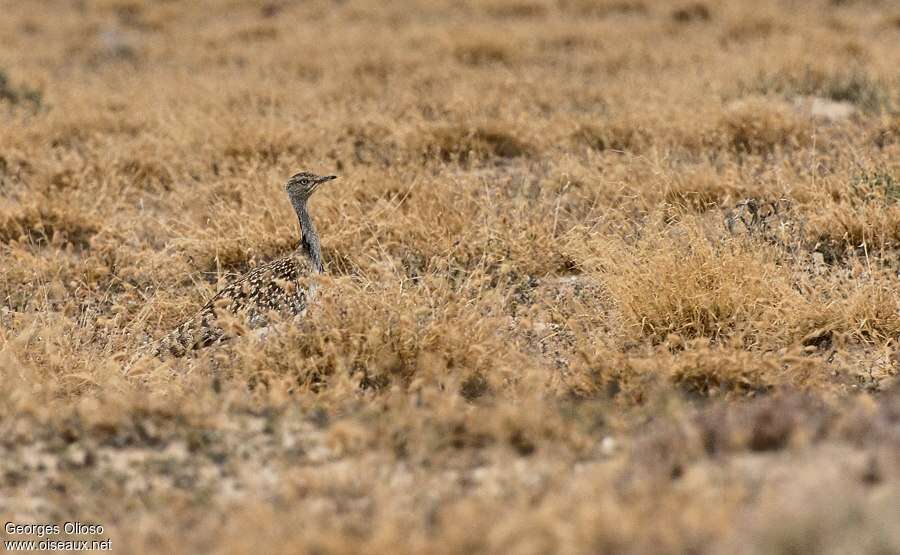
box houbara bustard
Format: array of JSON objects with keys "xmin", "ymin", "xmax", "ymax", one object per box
[{"xmin": 151, "ymin": 171, "xmax": 337, "ymax": 358}]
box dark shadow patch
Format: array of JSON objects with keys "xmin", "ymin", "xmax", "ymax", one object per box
[
  {"xmin": 454, "ymin": 40, "xmax": 513, "ymax": 66},
  {"xmin": 559, "ymin": 0, "xmax": 646, "ymax": 17},
  {"xmin": 671, "ymin": 3, "xmax": 711, "ymax": 23},
  {"xmin": 118, "ymin": 159, "xmax": 175, "ymax": 192},
  {"xmin": 415, "ymin": 125, "xmax": 534, "ymax": 164},
  {"xmin": 460, "ymin": 373, "xmax": 491, "ymax": 401},
  {"xmin": 484, "ymin": 1, "xmax": 548, "ymax": 19},
  {"xmin": 0, "ymin": 69, "xmax": 42, "ymax": 110},
  {"xmin": 338, "ymin": 124, "xmax": 397, "ymax": 167},
  {"xmin": 721, "ymin": 17, "xmax": 786, "ymax": 45},
  {"xmin": 0, "ymin": 207, "xmax": 98, "ymax": 250},
  {"xmin": 232, "ymin": 25, "xmax": 278, "ymax": 43},
  {"xmin": 448, "ymin": 420, "xmax": 493, "ymax": 449},
  {"xmin": 673, "ymin": 366, "xmax": 775, "ymax": 399},
  {"xmin": 221, "ymin": 139, "xmax": 309, "ymax": 166},
  {"xmin": 573, "ymin": 123, "xmax": 647, "ymax": 153}
]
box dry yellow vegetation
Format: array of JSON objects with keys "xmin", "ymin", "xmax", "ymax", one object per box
[{"xmin": 1, "ymin": 0, "xmax": 899, "ymax": 553}]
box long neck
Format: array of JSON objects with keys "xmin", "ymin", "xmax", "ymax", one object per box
[{"xmin": 290, "ymin": 196, "xmax": 323, "ymax": 273}]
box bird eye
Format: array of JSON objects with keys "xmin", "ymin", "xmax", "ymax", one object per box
[{"xmin": 300, "ymin": 179, "xmax": 310, "ymax": 186}]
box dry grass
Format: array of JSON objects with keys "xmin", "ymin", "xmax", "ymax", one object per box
[{"xmin": 1, "ymin": 0, "xmax": 899, "ymax": 553}]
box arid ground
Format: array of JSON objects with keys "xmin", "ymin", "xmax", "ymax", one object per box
[{"xmin": 1, "ymin": 0, "xmax": 899, "ymax": 553}]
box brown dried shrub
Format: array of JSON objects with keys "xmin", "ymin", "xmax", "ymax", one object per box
[{"xmin": 719, "ymin": 99, "xmax": 811, "ymax": 154}]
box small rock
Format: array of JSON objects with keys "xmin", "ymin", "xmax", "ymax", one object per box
[
  {"xmin": 600, "ymin": 436, "xmax": 617, "ymax": 456},
  {"xmin": 95, "ymin": 28, "xmax": 138, "ymax": 62},
  {"xmin": 794, "ymin": 96, "xmax": 856, "ymax": 122},
  {"xmin": 810, "ymin": 97, "xmax": 856, "ymax": 121},
  {"xmin": 65, "ymin": 445, "xmax": 94, "ymax": 468}
]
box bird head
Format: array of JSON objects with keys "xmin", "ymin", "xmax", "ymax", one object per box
[{"xmin": 285, "ymin": 171, "xmax": 338, "ymax": 200}]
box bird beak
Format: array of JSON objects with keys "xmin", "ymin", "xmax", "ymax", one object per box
[{"xmin": 318, "ymin": 175, "xmax": 338, "ymax": 183}]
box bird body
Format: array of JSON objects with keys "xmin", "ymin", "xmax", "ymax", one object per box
[{"xmin": 150, "ymin": 171, "xmax": 336, "ymax": 358}]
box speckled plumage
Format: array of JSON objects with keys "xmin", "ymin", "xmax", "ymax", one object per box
[{"xmin": 151, "ymin": 171, "xmax": 336, "ymax": 358}]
